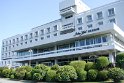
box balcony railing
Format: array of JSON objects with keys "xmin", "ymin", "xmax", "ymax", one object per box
[{"xmin": 14, "ymin": 42, "xmax": 112, "ymax": 60}]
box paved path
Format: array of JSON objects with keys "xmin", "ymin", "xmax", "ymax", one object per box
[{"xmin": 0, "ymin": 78, "xmax": 35, "ymax": 83}]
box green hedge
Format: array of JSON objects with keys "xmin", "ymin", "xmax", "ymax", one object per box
[{"xmin": 56, "ymin": 65, "xmax": 77, "ymax": 81}]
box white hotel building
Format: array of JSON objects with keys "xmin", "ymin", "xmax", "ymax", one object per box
[{"xmin": 1, "ymin": 0, "xmax": 124, "ymax": 67}]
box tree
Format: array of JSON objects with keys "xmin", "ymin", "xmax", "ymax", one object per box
[
  {"xmin": 116, "ymin": 53, "xmax": 124, "ymax": 69},
  {"xmin": 96, "ymin": 56, "xmax": 109, "ymax": 70},
  {"xmin": 56, "ymin": 65, "xmax": 77, "ymax": 81}
]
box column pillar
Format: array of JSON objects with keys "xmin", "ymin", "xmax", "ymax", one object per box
[
  {"xmin": 109, "ymin": 51, "xmax": 116, "ymax": 66},
  {"xmin": 54, "ymin": 59, "xmax": 58, "ymax": 65},
  {"xmin": 36, "ymin": 61, "xmax": 39, "ymax": 65},
  {"xmin": 78, "ymin": 56, "xmax": 82, "ymax": 61}
]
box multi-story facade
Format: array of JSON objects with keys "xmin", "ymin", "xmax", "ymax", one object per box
[{"xmin": 1, "ymin": 0, "xmax": 124, "ymax": 68}]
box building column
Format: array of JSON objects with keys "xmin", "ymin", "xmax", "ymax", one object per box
[
  {"xmin": 36, "ymin": 61, "xmax": 39, "ymax": 65},
  {"xmin": 78, "ymin": 56, "xmax": 82, "ymax": 61},
  {"xmin": 109, "ymin": 52, "xmax": 116, "ymax": 66},
  {"xmin": 54, "ymin": 59, "xmax": 58, "ymax": 65}
]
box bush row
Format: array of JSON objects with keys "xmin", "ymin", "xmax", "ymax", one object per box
[{"xmin": 0, "ymin": 56, "xmax": 124, "ymax": 82}]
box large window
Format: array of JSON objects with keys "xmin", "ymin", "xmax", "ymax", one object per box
[
  {"xmin": 87, "ymin": 15, "xmax": 93, "ymax": 22},
  {"xmin": 108, "ymin": 8, "xmax": 115, "ymax": 16},
  {"xmin": 54, "ymin": 25, "xmax": 58, "ymax": 31},
  {"xmin": 97, "ymin": 12, "xmax": 103, "ymax": 19},
  {"xmin": 47, "ymin": 28, "xmax": 50, "ymax": 34},
  {"xmin": 41, "ymin": 30, "xmax": 44, "ymax": 35},
  {"xmin": 102, "ymin": 36, "xmax": 108, "ymax": 42},
  {"xmin": 109, "ymin": 18, "xmax": 116, "ymax": 23},
  {"xmin": 35, "ymin": 31, "xmax": 38, "ymax": 37},
  {"xmin": 30, "ymin": 33, "xmax": 33, "ymax": 39},
  {"xmin": 80, "ymin": 40, "xmax": 85, "ymax": 46},
  {"xmin": 77, "ymin": 18, "xmax": 83, "ymax": 24},
  {"xmin": 94, "ymin": 37, "xmax": 101, "ymax": 44}
]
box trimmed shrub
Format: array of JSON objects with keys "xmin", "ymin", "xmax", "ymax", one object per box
[
  {"xmin": 25, "ymin": 72, "xmax": 32, "ymax": 80},
  {"xmin": 77, "ymin": 70, "xmax": 87, "ymax": 81},
  {"xmin": 45, "ymin": 70, "xmax": 56, "ymax": 81},
  {"xmin": 51, "ymin": 64, "xmax": 59, "ymax": 71},
  {"xmin": 56, "ymin": 65, "xmax": 77, "ymax": 81},
  {"xmin": 98, "ymin": 70, "xmax": 109, "ymax": 81},
  {"xmin": 108, "ymin": 68, "xmax": 124, "ymax": 82},
  {"xmin": 85, "ymin": 62, "xmax": 95, "ymax": 71},
  {"xmin": 96, "ymin": 56, "xmax": 109, "ymax": 70},
  {"xmin": 70, "ymin": 61, "xmax": 86, "ymax": 71},
  {"xmin": 33, "ymin": 73, "xmax": 42, "ymax": 81},
  {"xmin": 116, "ymin": 53, "xmax": 124, "ymax": 69},
  {"xmin": 2, "ymin": 69, "xmax": 11, "ymax": 78},
  {"xmin": 88, "ymin": 69, "xmax": 98, "ymax": 81},
  {"xmin": 10, "ymin": 74, "xmax": 14, "ymax": 79},
  {"xmin": 34, "ymin": 64, "xmax": 50, "ymax": 71},
  {"xmin": 15, "ymin": 70, "xmax": 26, "ymax": 79}
]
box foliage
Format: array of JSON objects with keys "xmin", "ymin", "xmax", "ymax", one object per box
[
  {"xmin": 98, "ymin": 70, "xmax": 109, "ymax": 81},
  {"xmin": 77, "ymin": 70, "xmax": 87, "ymax": 81},
  {"xmin": 51, "ymin": 64, "xmax": 59, "ymax": 71},
  {"xmin": 56, "ymin": 65, "xmax": 77, "ymax": 81},
  {"xmin": 45, "ymin": 70, "xmax": 56, "ymax": 81},
  {"xmin": 108, "ymin": 67, "xmax": 124, "ymax": 82},
  {"xmin": 116, "ymin": 53, "xmax": 124, "ymax": 69},
  {"xmin": 87, "ymin": 69, "xmax": 98, "ymax": 81},
  {"xmin": 25, "ymin": 72, "xmax": 32, "ymax": 80},
  {"xmin": 96, "ymin": 56, "xmax": 109, "ymax": 70},
  {"xmin": 70, "ymin": 61, "xmax": 86, "ymax": 71},
  {"xmin": 15, "ymin": 70, "xmax": 26, "ymax": 79},
  {"xmin": 2, "ymin": 68, "xmax": 11, "ymax": 78},
  {"xmin": 85, "ymin": 62, "xmax": 95, "ymax": 71},
  {"xmin": 33, "ymin": 73, "xmax": 42, "ymax": 81},
  {"xmin": 10, "ymin": 74, "xmax": 14, "ymax": 79}
]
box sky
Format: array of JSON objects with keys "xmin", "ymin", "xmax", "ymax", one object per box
[{"xmin": 0, "ymin": 0, "xmax": 118, "ymax": 57}]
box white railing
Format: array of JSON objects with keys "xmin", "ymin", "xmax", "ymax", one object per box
[{"xmin": 14, "ymin": 42, "xmax": 112, "ymax": 60}]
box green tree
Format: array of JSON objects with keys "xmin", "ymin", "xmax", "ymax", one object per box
[
  {"xmin": 56, "ymin": 65, "xmax": 77, "ymax": 81},
  {"xmin": 116, "ymin": 53, "xmax": 124, "ymax": 69},
  {"xmin": 96, "ymin": 56, "xmax": 109, "ymax": 70}
]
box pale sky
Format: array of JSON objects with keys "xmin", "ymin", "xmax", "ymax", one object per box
[{"xmin": 0, "ymin": 0, "xmax": 118, "ymax": 58}]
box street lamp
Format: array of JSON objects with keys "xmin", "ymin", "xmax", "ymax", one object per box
[{"xmin": 29, "ymin": 49, "xmax": 33, "ymax": 66}]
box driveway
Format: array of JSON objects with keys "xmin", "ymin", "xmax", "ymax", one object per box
[{"xmin": 0, "ymin": 78, "xmax": 35, "ymax": 83}]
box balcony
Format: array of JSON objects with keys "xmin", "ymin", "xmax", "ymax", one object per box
[
  {"xmin": 60, "ymin": 7, "xmax": 75, "ymax": 16},
  {"xmin": 13, "ymin": 41, "xmax": 113, "ymax": 62}
]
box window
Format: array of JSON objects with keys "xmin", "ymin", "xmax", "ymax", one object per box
[
  {"xmin": 65, "ymin": 15, "xmax": 73, "ymax": 19},
  {"xmin": 94, "ymin": 37, "xmax": 101, "ymax": 44},
  {"xmin": 30, "ymin": 40, "xmax": 32, "ymax": 43},
  {"xmin": 102, "ymin": 36, "xmax": 108, "ymax": 42},
  {"xmin": 98, "ymin": 21, "xmax": 103, "ymax": 25},
  {"xmin": 41, "ymin": 37, "xmax": 44, "ymax": 40},
  {"xmin": 47, "ymin": 35, "xmax": 50, "ymax": 38},
  {"xmin": 87, "ymin": 24, "xmax": 93, "ymax": 28},
  {"xmin": 21, "ymin": 36, "xmax": 23, "ymax": 41},
  {"xmin": 25, "ymin": 42, "xmax": 27, "ymax": 44},
  {"xmin": 47, "ymin": 28, "xmax": 50, "ymax": 34},
  {"xmin": 78, "ymin": 27, "xmax": 82, "ymax": 30},
  {"xmin": 108, "ymin": 8, "xmax": 115, "ymax": 16},
  {"xmin": 87, "ymin": 15, "xmax": 93, "ymax": 22},
  {"xmin": 16, "ymin": 44, "xmax": 18, "ymax": 46},
  {"xmin": 30, "ymin": 33, "xmax": 33, "ymax": 39},
  {"xmin": 86, "ymin": 38, "xmax": 94, "ymax": 45},
  {"xmin": 13, "ymin": 39, "xmax": 15, "ymax": 44},
  {"xmin": 25, "ymin": 35, "xmax": 28, "ymax": 40},
  {"xmin": 35, "ymin": 31, "xmax": 38, "ymax": 37},
  {"xmin": 109, "ymin": 18, "xmax": 116, "ymax": 23},
  {"xmin": 77, "ymin": 18, "xmax": 83, "ymax": 24},
  {"xmin": 35, "ymin": 39, "xmax": 38, "ymax": 41},
  {"xmin": 9, "ymin": 40, "xmax": 11, "ymax": 45},
  {"xmin": 97, "ymin": 12, "xmax": 103, "ymax": 19},
  {"xmin": 41, "ymin": 30, "xmax": 44, "ymax": 35},
  {"xmin": 54, "ymin": 25, "xmax": 58, "ymax": 31},
  {"xmin": 54, "ymin": 33, "xmax": 57, "ymax": 36},
  {"xmin": 21, "ymin": 43, "xmax": 23, "ymax": 45},
  {"xmin": 80, "ymin": 40, "xmax": 85, "ymax": 46},
  {"xmin": 16, "ymin": 38, "xmax": 19, "ymax": 42}
]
